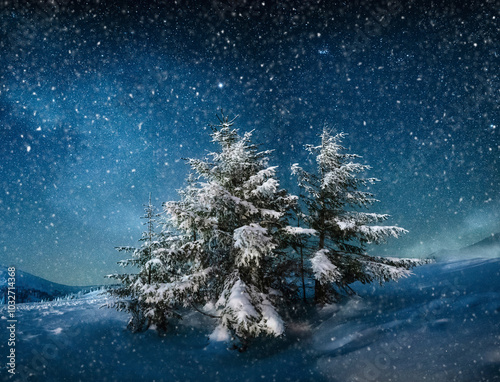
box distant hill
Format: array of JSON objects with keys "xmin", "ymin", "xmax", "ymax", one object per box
[
  {"xmin": 464, "ymin": 232, "xmax": 500, "ymax": 250},
  {"xmin": 430, "ymin": 232, "xmax": 500, "ymax": 260},
  {"xmin": 0, "ymin": 266, "xmax": 97, "ymax": 303}
]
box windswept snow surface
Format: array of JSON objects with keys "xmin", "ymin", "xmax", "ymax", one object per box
[{"xmin": 1, "ymin": 258, "xmax": 499, "ymax": 381}]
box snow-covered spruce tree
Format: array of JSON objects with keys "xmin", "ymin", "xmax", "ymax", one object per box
[
  {"xmin": 291, "ymin": 129, "xmax": 425, "ymax": 304},
  {"xmin": 146, "ymin": 112, "xmax": 296, "ymax": 350},
  {"xmin": 107, "ymin": 195, "xmax": 180, "ymax": 333}
]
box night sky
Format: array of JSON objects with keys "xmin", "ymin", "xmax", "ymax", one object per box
[{"xmin": 1, "ymin": 0, "xmax": 498, "ymax": 286}]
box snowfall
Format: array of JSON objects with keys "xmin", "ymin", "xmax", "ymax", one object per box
[{"xmin": 1, "ymin": 255, "xmax": 499, "ymax": 382}]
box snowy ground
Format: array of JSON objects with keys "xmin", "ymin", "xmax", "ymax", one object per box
[{"xmin": 1, "ymin": 258, "xmax": 499, "ymax": 382}]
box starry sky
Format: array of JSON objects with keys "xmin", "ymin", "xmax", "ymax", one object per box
[{"xmin": 0, "ymin": 0, "xmax": 498, "ymax": 286}]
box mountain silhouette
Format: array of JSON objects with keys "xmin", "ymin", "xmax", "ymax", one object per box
[
  {"xmin": 0, "ymin": 266, "xmax": 96, "ymax": 303},
  {"xmin": 429, "ymin": 232, "xmax": 500, "ymax": 260},
  {"xmin": 463, "ymin": 232, "xmax": 500, "ymax": 251}
]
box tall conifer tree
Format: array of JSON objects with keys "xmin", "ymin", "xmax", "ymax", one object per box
[
  {"xmin": 145, "ymin": 112, "xmax": 296, "ymax": 349},
  {"xmin": 292, "ymin": 129, "xmax": 424, "ymax": 303}
]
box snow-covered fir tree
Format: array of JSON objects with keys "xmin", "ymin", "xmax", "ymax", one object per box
[
  {"xmin": 107, "ymin": 194, "xmax": 180, "ymax": 333},
  {"xmin": 143, "ymin": 112, "xmax": 297, "ymax": 350},
  {"xmin": 291, "ymin": 128, "xmax": 426, "ymax": 304}
]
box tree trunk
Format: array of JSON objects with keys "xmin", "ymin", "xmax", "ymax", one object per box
[
  {"xmin": 300, "ymin": 246, "xmax": 306, "ymax": 303},
  {"xmin": 314, "ymin": 279, "xmax": 327, "ymax": 305}
]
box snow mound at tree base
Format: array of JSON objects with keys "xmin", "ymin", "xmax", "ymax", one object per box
[{"xmin": 1, "ymin": 258, "xmax": 499, "ymax": 382}]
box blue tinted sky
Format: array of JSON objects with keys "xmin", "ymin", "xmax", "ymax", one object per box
[{"xmin": 1, "ymin": 0, "xmax": 498, "ymax": 285}]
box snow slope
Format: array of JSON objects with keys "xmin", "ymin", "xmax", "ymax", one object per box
[{"xmin": 1, "ymin": 258, "xmax": 499, "ymax": 382}]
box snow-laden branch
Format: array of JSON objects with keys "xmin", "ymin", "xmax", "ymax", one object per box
[
  {"xmin": 311, "ymin": 249, "xmax": 342, "ymax": 284},
  {"xmin": 215, "ymin": 276, "xmax": 285, "ymax": 339},
  {"xmin": 362, "ymin": 261, "xmax": 413, "ymax": 283},
  {"xmin": 234, "ymin": 224, "xmax": 276, "ymax": 266},
  {"xmin": 141, "ymin": 267, "xmax": 213, "ymax": 306},
  {"xmin": 356, "ymin": 225, "xmax": 408, "ymax": 243},
  {"xmin": 283, "ymin": 226, "xmax": 317, "ymax": 236}
]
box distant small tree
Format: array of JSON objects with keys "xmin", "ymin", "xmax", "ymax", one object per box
[
  {"xmin": 107, "ymin": 194, "xmax": 180, "ymax": 333},
  {"xmin": 292, "ymin": 128, "xmax": 425, "ymax": 304}
]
